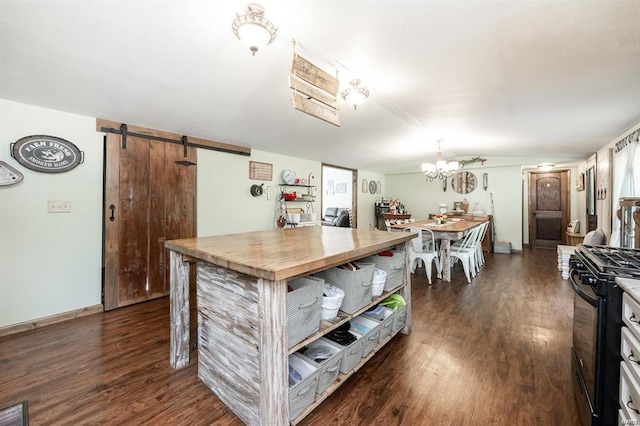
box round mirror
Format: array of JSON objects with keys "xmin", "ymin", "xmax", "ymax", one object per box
[{"xmin": 451, "ymin": 171, "xmax": 477, "ymax": 194}]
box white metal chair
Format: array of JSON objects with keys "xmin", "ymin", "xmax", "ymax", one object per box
[
  {"xmin": 450, "ymin": 221, "xmax": 488, "ymax": 274},
  {"xmin": 449, "ymin": 225, "xmax": 482, "ymax": 283},
  {"xmin": 406, "ymin": 228, "xmax": 441, "ymax": 284},
  {"xmin": 473, "ymin": 221, "xmax": 489, "ymax": 272}
]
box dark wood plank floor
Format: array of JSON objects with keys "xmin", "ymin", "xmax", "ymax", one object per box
[{"xmin": 0, "ymin": 248, "xmax": 580, "ymax": 425}]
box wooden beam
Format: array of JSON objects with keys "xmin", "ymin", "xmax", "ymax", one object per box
[{"xmin": 96, "ymin": 118, "xmax": 251, "ymax": 157}]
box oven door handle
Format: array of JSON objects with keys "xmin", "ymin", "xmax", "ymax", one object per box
[{"xmin": 570, "ymin": 270, "xmax": 598, "ymax": 307}]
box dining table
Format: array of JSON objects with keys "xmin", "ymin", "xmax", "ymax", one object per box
[{"xmin": 389, "ymin": 218, "xmax": 487, "ymax": 281}]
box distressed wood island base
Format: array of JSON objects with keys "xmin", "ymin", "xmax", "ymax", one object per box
[{"xmin": 166, "ymin": 226, "xmax": 414, "ymax": 425}]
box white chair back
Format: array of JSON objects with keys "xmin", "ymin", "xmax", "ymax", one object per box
[
  {"xmin": 406, "ymin": 227, "xmax": 437, "ymax": 254},
  {"xmin": 452, "ymin": 225, "xmax": 481, "ymax": 253},
  {"xmin": 476, "ymin": 221, "xmax": 489, "ymax": 244},
  {"xmin": 405, "ymin": 227, "xmax": 442, "ymax": 284},
  {"xmin": 406, "ymin": 228, "xmax": 424, "ymax": 252}
]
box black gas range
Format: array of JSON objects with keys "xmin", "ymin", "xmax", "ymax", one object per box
[{"xmin": 570, "ymin": 245, "xmax": 640, "ymax": 426}]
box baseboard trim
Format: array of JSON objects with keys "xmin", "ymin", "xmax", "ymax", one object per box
[{"xmin": 0, "ymin": 304, "xmax": 104, "ymax": 337}]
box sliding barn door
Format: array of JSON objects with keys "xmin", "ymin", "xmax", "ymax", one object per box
[{"xmin": 103, "ymin": 133, "xmax": 196, "ymax": 310}]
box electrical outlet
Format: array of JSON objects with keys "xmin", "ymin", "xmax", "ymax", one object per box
[{"xmin": 48, "ymin": 200, "xmax": 71, "ymax": 213}]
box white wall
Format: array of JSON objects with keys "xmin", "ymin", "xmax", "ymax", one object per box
[
  {"xmin": 0, "ymin": 99, "xmax": 104, "ymax": 327},
  {"xmin": 386, "ymin": 164, "xmax": 524, "ymax": 251},
  {"xmin": 197, "ymin": 149, "xmax": 321, "ymax": 236},
  {"xmin": 356, "ymin": 171, "xmax": 385, "ymax": 230},
  {"xmin": 0, "ymin": 99, "xmax": 330, "ymax": 327}
]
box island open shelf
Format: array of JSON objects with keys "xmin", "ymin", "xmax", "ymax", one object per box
[{"xmin": 166, "ymin": 226, "xmax": 415, "ymax": 425}]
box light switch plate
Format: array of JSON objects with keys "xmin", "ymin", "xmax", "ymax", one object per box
[{"xmin": 48, "ymin": 200, "xmax": 71, "ymax": 213}]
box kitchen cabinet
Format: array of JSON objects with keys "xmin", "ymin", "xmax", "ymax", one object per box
[
  {"xmin": 166, "ymin": 226, "xmax": 414, "ymax": 425},
  {"xmin": 566, "ymin": 231, "xmax": 585, "ymax": 246},
  {"xmin": 376, "ymin": 213, "xmax": 412, "ymax": 231},
  {"xmin": 617, "ymin": 278, "xmax": 640, "ymax": 424}
]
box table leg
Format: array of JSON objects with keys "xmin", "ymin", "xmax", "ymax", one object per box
[
  {"xmin": 441, "ymin": 240, "xmax": 451, "ymax": 281},
  {"xmin": 169, "ymin": 250, "xmax": 191, "ymax": 369}
]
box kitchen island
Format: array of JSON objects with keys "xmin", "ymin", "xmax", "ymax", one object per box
[{"xmin": 166, "ymin": 226, "xmax": 415, "ymax": 425}]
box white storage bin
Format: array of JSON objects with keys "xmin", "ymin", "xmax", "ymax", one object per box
[
  {"xmin": 351, "ymin": 316, "xmax": 381, "ymax": 357},
  {"xmin": 315, "ymin": 263, "xmax": 374, "ymax": 314},
  {"xmin": 298, "ymin": 338, "xmax": 344, "ymax": 394},
  {"xmin": 391, "ymin": 305, "xmax": 408, "ymax": 333},
  {"xmin": 287, "ymin": 276, "xmax": 324, "ymax": 348},
  {"xmin": 329, "ymin": 331, "xmax": 365, "ymax": 374},
  {"xmin": 288, "ymin": 353, "xmax": 320, "ymax": 420},
  {"xmin": 363, "ymin": 306, "xmax": 395, "ymax": 342},
  {"xmin": 371, "ymin": 269, "xmax": 387, "ymax": 297},
  {"xmin": 361, "ymin": 251, "xmax": 405, "ymax": 291},
  {"xmin": 321, "ymin": 284, "xmax": 345, "ymax": 321}
]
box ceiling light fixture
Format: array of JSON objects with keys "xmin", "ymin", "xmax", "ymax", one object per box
[
  {"xmin": 422, "ymin": 140, "xmax": 460, "ymax": 182},
  {"xmin": 341, "ymin": 79, "xmax": 370, "ymax": 110},
  {"xmin": 232, "ymin": 3, "xmax": 278, "ymax": 56},
  {"xmin": 537, "ymin": 164, "xmax": 555, "ymax": 172}
]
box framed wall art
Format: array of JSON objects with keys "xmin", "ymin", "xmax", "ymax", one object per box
[
  {"xmin": 576, "ymin": 172, "xmax": 585, "ymax": 191},
  {"xmin": 249, "ymin": 161, "xmax": 273, "ymax": 181}
]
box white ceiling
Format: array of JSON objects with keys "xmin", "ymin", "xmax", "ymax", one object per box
[{"xmin": 1, "ymin": 1, "xmax": 639, "ymax": 173}]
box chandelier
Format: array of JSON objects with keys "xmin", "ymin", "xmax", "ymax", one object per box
[
  {"xmin": 421, "ymin": 140, "xmax": 460, "ymax": 181},
  {"xmin": 341, "ymin": 79, "xmax": 370, "ymax": 110},
  {"xmin": 232, "ymin": 3, "xmax": 278, "ymax": 56}
]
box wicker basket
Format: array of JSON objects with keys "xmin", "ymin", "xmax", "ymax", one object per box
[
  {"xmin": 287, "ymin": 276, "xmax": 324, "ymax": 348},
  {"xmin": 297, "ymin": 338, "xmax": 344, "ymax": 394},
  {"xmin": 288, "ymin": 353, "xmax": 320, "ymax": 420},
  {"xmin": 350, "ymin": 316, "xmax": 381, "ymax": 358},
  {"xmin": 360, "ymin": 251, "xmax": 405, "ymax": 291},
  {"xmin": 315, "ymin": 263, "xmax": 374, "ymax": 314},
  {"xmin": 391, "ymin": 305, "xmax": 408, "ymax": 333}
]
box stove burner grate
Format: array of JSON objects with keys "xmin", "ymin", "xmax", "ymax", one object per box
[{"xmin": 577, "ymin": 245, "xmax": 640, "ymax": 278}]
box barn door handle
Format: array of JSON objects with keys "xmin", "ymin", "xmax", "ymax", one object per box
[{"xmin": 109, "ymin": 204, "xmax": 115, "ymax": 222}]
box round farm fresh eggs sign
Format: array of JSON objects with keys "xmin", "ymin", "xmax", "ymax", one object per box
[{"xmin": 11, "ymin": 135, "xmax": 83, "ymax": 173}]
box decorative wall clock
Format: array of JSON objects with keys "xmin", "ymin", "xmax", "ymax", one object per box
[
  {"xmin": 281, "ymin": 169, "xmax": 295, "ymax": 185},
  {"xmin": 11, "ymin": 135, "xmax": 83, "ymax": 173},
  {"xmin": 451, "ymin": 171, "xmax": 477, "ymax": 194}
]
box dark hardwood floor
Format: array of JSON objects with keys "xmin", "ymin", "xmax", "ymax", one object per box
[{"xmin": 0, "ymin": 248, "xmax": 580, "ymax": 425}]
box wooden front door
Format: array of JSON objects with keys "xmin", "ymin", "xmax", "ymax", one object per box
[
  {"xmin": 103, "ymin": 133, "xmax": 196, "ymax": 310},
  {"xmin": 529, "ymin": 171, "xmax": 570, "ymax": 248}
]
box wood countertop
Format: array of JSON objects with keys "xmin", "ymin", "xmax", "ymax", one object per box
[{"xmin": 166, "ymin": 226, "xmax": 415, "ymax": 281}]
